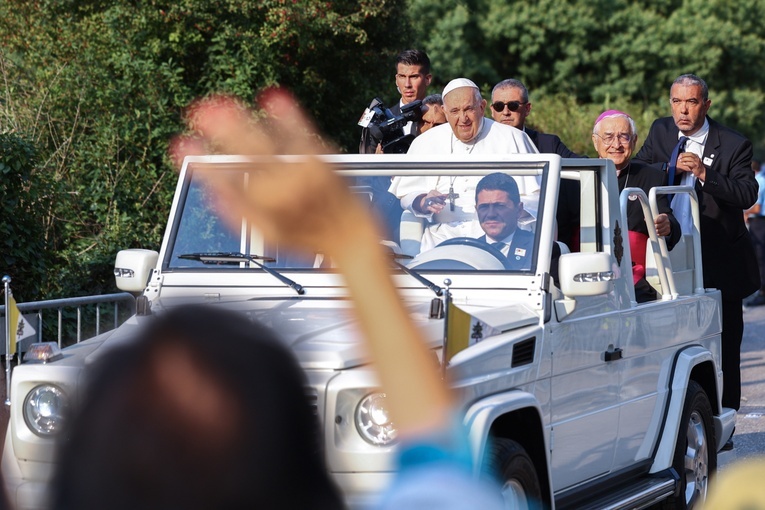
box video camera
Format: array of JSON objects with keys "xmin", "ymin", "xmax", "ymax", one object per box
[{"xmin": 357, "ymin": 98, "xmax": 426, "ymax": 154}]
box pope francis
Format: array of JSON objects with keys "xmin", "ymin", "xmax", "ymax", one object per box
[{"xmin": 389, "ymin": 78, "xmax": 539, "ymax": 252}]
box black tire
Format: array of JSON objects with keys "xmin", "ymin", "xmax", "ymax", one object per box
[
  {"xmin": 484, "ymin": 438, "xmax": 544, "ymax": 510},
  {"xmin": 662, "ymin": 380, "xmax": 716, "ymax": 509}
]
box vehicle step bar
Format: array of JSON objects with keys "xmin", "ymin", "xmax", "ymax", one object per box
[{"xmin": 565, "ymin": 476, "xmax": 676, "ymax": 510}]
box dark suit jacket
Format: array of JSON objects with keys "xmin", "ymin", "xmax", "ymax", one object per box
[
  {"xmin": 526, "ymin": 128, "xmax": 580, "ymax": 158},
  {"xmin": 525, "ymin": 127, "xmax": 582, "ymax": 250},
  {"xmin": 633, "ymin": 116, "xmax": 759, "ymax": 298},
  {"xmin": 478, "ymin": 229, "xmax": 535, "ymax": 271}
]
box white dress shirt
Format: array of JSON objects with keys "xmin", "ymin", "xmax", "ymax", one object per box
[
  {"xmin": 487, "ymin": 232, "xmax": 516, "ymax": 257},
  {"xmin": 672, "ymin": 118, "xmax": 709, "ymax": 234}
]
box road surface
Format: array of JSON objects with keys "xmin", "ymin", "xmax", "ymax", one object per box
[{"xmin": 718, "ymin": 301, "xmax": 765, "ymax": 468}]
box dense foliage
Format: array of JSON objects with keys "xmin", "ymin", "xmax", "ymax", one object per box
[
  {"xmin": 1, "ymin": 0, "xmax": 764, "ymax": 299},
  {"xmin": 0, "ymin": 0, "xmax": 410, "ymax": 298},
  {"xmin": 409, "ymin": 0, "xmax": 765, "ymax": 154},
  {"xmin": 0, "ymin": 134, "xmax": 54, "ymax": 300}
]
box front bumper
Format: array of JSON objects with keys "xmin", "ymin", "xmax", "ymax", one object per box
[
  {"xmin": 714, "ymin": 407, "xmax": 736, "ymax": 452},
  {"xmin": 2, "ymin": 429, "xmax": 51, "ymax": 510},
  {"xmin": 332, "ymin": 472, "xmax": 395, "ymax": 510}
]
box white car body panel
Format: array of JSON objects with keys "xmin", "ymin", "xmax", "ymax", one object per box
[{"xmin": 3, "ymin": 155, "xmax": 728, "ymax": 510}]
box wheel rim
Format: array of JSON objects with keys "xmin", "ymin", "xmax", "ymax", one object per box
[
  {"xmin": 502, "ymin": 479, "xmax": 529, "ymax": 509},
  {"xmin": 683, "ymin": 409, "xmax": 709, "ymax": 505}
]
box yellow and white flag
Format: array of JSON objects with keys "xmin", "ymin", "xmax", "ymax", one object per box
[
  {"xmin": 7, "ymin": 295, "xmax": 36, "ymax": 355},
  {"xmin": 444, "ymin": 301, "xmax": 500, "ymax": 362}
]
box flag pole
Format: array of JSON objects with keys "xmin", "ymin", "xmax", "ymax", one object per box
[
  {"xmin": 441, "ymin": 278, "xmax": 452, "ymax": 379},
  {"xmin": 3, "ymin": 275, "xmax": 11, "ymax": 406}
]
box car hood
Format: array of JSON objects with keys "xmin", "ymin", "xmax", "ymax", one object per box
[
  {"xmin": 82, "ymin": 298, "xmax": 538, "ymax": 371},
  {"xmin": 78, "ymin": 299, "xmax": 440, "ymax": 371},
  {"xmin": 238, "ymin": 298, "xmax": 444, "ymax": 370},
  {"xmin": 237, "ymin": 298, "xmax": 539, "ymax": 370}
]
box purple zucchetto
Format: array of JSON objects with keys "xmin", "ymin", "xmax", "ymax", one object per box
[{"xmin": 594, "ymin": 109, "xmax": 631, "ymax": 129}]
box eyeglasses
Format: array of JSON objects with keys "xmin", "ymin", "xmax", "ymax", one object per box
[
  {"xmin": 593, "ymin": 132, "xmax": 633, "ymax": 146},
  {"xmin": 491, "ymin": 101, "xmax": 526, "ymax": 113}
]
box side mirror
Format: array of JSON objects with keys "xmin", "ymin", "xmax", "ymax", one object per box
[
  {"xmin": 114, "ymin": 249, "xmax": 159, "ymax": 293},
  {"xmin": 558, "ymin": 252, "xmax": 614, "ymax": 297}
]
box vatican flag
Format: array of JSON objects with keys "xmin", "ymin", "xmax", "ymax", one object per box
[
  {"xmin": 7, "ymin": 295, "xmax": 36, "ymax": 355},
  {"xmin": 443, "ymin": 300, "xmax": 500, "ymax": 362}
]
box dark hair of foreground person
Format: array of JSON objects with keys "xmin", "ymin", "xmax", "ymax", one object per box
[{"xmin": 52, "ymin": 304, "xmax": 344, "ymax": 510}]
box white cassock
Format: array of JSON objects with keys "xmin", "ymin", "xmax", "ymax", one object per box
[{"xmin": 389, "ymin": 118, "xmax": 539, "ymax": 252}]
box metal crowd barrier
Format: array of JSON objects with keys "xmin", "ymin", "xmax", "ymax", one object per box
[{"xmin": 0, "ymin": 292, "xmax": 136, "ymax": 351}]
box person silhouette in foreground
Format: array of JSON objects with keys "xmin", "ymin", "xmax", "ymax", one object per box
[{"xmin": 53, "ymin": 306, "xmax": 343, "ymax": 510}]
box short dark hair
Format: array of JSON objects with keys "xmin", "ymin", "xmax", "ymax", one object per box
[
  {"xmin": 395, "ymin": 49, "xmax": 431, "ymax": 75},
  {"xmin": 422, "ymin": 93, "xmax": 443, "ymax": 106},
  {"xmin": 53, "ymin": 305, "xmax": 343, "ymax": 510},
  {"xmin": 672, "ymin": 74, "xmax": 708, "ymax": 101},
  {"xmin": 475, "ymin": 172, "xmax": 521, "ymax": 204},
  {"xmin": 491, "ymin": 79, "xmax": 529, "ymax": 103}
]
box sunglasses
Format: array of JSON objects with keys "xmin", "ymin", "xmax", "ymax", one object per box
[{"xmin": 491, "ymin": 101, "xmax": 526, "ymax": 113}]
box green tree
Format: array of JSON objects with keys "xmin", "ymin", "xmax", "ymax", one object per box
[
  {"xmin": 411, "ymin": 0, "xmax": 765, "ymax": 151},
  {"xmin": 0, "ymin": 0, "xmax": 411, "ymax": 298},
  {"xmin": 0, "ymin": 133, "xmax": 56, "ymax": 300}
]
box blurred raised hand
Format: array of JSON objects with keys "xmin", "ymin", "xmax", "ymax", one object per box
[
  {"xmin": 170, "ymin": 90, "xmax": 453, "ymax": 438},
  {"xmin": 171, "ymin": 91, "xmax": 369, "ymax": 257}
]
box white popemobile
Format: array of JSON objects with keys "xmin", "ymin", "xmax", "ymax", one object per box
[{"xmin": 3, "ymin": 154, "xmax": 733, "ymax": 510}]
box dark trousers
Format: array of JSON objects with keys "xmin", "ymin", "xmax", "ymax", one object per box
[
  {"xmin": 721, "ymin": 297, "xmax": 744, "ymax": 410},
  {"xmin": 749, "ymin": 216, "xmax": 765, "ymax": 292}
]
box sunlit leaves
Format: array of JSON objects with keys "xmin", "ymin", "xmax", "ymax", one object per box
[
  {"xmin": 0, "ymin": 0, "xmax": 411, "ymax": 298},
  {"xmin": 413, "ymin": 0, "xmax": 765, "ymax": 145}
]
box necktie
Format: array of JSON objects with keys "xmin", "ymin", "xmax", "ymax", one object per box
[
  {"xmin": 667, "ymin": 136, "xmax": 689, "ymax": 188},
  {"xmin": 491, "ymin": 241, "xmax": 507, "ymax": 256}
]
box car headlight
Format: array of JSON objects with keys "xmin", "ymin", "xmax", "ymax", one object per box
[
  {"xmin": 355, "ymin": 392, "xmax": 397, "ymax": 446},
  {"xmin": 23, "ymin": 384, "xmax": 69, "ymax": 437}
]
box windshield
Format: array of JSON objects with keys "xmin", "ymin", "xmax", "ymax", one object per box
[{"xmin": 166, "ymin": 163, "xmax": 547, "ymax": 274}]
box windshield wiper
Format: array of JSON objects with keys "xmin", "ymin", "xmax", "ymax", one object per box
[
  {"xmin": 390, "ymin": 256, "xmax": 442, "ymax": 296},
  {"xmin": 178, "ymin": 252, "xmax": 305, "ymax": 295}
]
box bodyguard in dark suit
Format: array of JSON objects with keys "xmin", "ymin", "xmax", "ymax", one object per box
[
  {"xmin": 490, "ymin": 79, "xmax": 581, "ymax": 249},
  {"xmin": 524, "ymin": 128, "xmax": 578, "ymax": 158},
  {"xmin": 633, "ymin": 74, "xmax": 759, "ymax": 421},
  {"xmin": 524, "ymin": 128, "xmax": 580, "ymax": 247},
  {"xmin": 489, "ymin": 79, "xmax": 580, "ymax": 158},
  {"xmin": 474, "ymin": 173, "xmax": 534, "ymax": 271},
  {"xmin": 491, "ymin": 82, "xmax": 576, "ymax": 159}
]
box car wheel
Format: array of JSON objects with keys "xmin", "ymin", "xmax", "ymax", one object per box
[
  {"xmin": 484, "ymin": 438, "xmax": 544, "ymax": 510},
  {"xmin": 662, "ymin": 380, "xmax": 716, "ymax": 509}
]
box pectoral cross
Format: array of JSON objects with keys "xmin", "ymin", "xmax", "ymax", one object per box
[{"xmin": 447, "ymin": 186, "xmax": 460, "ymax": 211}]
